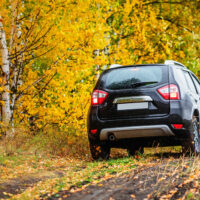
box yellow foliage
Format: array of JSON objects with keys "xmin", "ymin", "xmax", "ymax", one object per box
[{"xmin": 0, "ymin": 0, "xmax": 199, "ymax": 137}]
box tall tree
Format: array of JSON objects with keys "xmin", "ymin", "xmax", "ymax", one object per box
[
  {"xmin": 0, "ymin": 16, "xmax": 11, "ymax": 125},
  {"xmin": 0, "ymin": 0, "xmax": 199, "ymax": 137}
]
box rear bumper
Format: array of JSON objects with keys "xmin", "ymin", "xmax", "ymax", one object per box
[
  {"xmin": 100, "ymin": 125, "xmax": 174, "ymax": 140},
  {"xmin": 88, "ymin": 101, "xmax": 192, "ymax": 143}
]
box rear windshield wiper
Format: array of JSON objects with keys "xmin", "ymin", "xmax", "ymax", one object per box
[{"xmin": 131, "ymin": 81, "xmax": 158, "ymax": 88}]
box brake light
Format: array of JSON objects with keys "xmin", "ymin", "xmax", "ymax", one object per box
[
  {"xmin": 172, "ymin": 124, "xmax": 183, "ymax": 129},
  {"xmin": 157, "ymin": 84, "xmax": 180, "ymax": 100},
  {"xmin": 90, "ymin": 129, "xmax": 97, "ymax": 134},
  {"xmin": 91, "ymin": 90, "xmax": 108, "ymax": 105}
]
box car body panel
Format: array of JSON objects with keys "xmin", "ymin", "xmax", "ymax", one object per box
[{"xmin": 87, "ymin": 63, "xmax": 200, "ymax": 148}]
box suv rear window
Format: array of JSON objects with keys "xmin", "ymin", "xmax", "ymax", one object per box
[{"xmin": 103, "ymin": 65, "xmax": 168, "ymax": 90}]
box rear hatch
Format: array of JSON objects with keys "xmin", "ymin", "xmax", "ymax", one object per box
[{"xmin": 97, "ymin": 65, "xmax": 169, "ymax": 120}]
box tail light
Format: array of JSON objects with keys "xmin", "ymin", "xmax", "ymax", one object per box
[
  {"xmin": 172, "ymin": 124, "xmax": 183, "ymax": 129},
  {"xmin": 157, "ymin": 84, "xmax": 180, "ymax": 100},
  {"xmin": 92, "ymin": 90, "xmax": 108, "ymax": 105},
  {"xmin": 90, "ymin": 129, "xmax": 97, "ymax": 134}
]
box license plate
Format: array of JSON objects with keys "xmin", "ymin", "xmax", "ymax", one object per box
[{"xmin": 117, "ymin": 102, "xmax": 148, "ymax": 110}]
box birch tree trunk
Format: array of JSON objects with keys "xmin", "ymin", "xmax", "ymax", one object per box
[
  {"xmin": 9, "ymin": 1, "xmax": 20, "ymax": 124},
  {"xmin": 0, "ymin": 17, "xmax": 11, "ymax": 125}
]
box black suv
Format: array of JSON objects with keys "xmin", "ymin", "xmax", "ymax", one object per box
[{"xmin": 87, "ymin": 60, "xmax": 200, "ymax": 160}]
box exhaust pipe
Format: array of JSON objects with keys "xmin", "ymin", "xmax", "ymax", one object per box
[{"xmin": 108, "ymin": 134, "xmax": 116, "ymax": 141}]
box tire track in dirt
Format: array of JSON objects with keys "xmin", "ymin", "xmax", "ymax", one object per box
[
  {"xmin": 46, "ymin": 157, "xmax": 198, "ymax": 200},
  {"xmin": 0, "ymin": 153, "xmax": 198, "ymax": 200},
  {"xmin": 0, "ymin": 171, "xmax": 64, "ymax": 199}
]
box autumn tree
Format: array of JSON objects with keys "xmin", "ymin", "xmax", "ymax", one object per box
[
  {"xmin": 104, "ymin": 0, "xmax": 200, "ymax": 68},
  {"xmin": 0, "ymin": 0, "xmax": 109, "ymax": 134},
  {"xmin": 0, "ymin": 0, "xmax": 199, "ymax": 138}
]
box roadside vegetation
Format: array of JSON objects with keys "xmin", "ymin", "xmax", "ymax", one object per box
[{"xmin": 0, "ymin": 134, "xmax": 200, "ymax": 200}]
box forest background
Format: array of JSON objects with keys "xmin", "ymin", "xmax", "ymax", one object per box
[{"xmin": 0, "ymin": 0, "xmax": 200, "ymax": 156}]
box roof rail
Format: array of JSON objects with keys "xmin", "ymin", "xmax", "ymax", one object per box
[
  {"xmin": 164, "ymin": 60, "xmax": 186, "ymax": 68},
  {"xmin": 109, "ymin": 64, "xmax": 122, "ymax": 69}
]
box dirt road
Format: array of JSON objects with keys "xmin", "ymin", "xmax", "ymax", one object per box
[
  {"xmin": 1, "ymin": 152, "xmax": 200, "ymax": 200},
  {"xmin": 46, "ymin": 154, "xmax": 200, "ymax": 200}
]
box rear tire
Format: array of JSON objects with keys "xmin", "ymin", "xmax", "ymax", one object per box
[
  {"xmin": 182, "ymin": 117, "xmax": 200, "ymax": 155},
  {"xmin": 127, "ymin": 146, "xmax": 144, "ymax": 157},
  {"xmin": 89, "ymin": 142, "xmax": 110, "ymax": 160}
]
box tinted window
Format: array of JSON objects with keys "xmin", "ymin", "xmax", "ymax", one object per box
[
  {"xmin": 104, "ymin": 66, "xmax": 168, "ymax": 90},
  {"xmin": 184, "ymin": 72, "xmax": 197, "ymax": 94},
  {"xmin": 174, "ymin": 68, "xmax": 188, "ymax": 89},
  {"xmin": 192, "ymin": 75, "xmax": 200, "ymax": 94}
]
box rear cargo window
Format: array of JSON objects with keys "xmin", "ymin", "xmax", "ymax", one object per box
[{"xmin": 103, "ymin": 66, "xmax": 167, "ymax": 90}]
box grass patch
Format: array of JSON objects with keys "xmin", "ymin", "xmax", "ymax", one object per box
[
  {"xmin": 1, "ymin": 132, "xmax": 200, "ymax": 200},
  {"xmin": 10, "ymin": 156, "xmax": 148, "ymax": 199}
]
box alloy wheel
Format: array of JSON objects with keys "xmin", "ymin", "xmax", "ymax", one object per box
[{"xmin": 192, "ymin": 120, "xmax": 200, "ymax": 154}]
